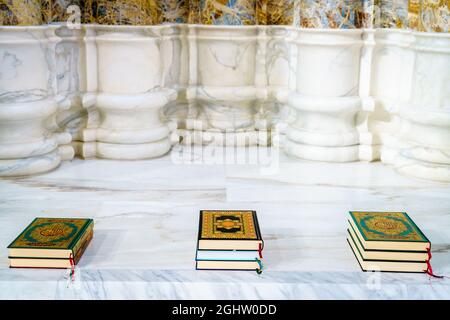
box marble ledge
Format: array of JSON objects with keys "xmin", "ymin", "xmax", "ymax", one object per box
[{"xmin": 0, "ymin": 148, "xmax": 449, "ymax": 299}]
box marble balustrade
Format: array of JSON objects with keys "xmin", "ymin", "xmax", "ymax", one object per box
[{"xmin": 0, "ymin": 24, "xmax": 448, "ymax": 182}]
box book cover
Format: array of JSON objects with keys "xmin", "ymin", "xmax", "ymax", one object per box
[
  {"xmin": 198, "ymin": 210, "xmax": 262, "ymax": 241},
  {"xmin": 349, "ymin": 211, "xmax": 429, "ymax": 243},
  {"xmin": 8, "ymin": 218, "xmax": 93, "ymax": 252}
]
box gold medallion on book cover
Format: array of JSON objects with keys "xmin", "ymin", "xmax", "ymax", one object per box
[{"xmin": 201, "ymin": 211, "xmax": 258, "ymax": 239}]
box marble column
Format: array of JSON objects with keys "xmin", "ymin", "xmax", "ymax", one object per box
[
  {"xmin": 282, "ymin": 29, "xmax": 365, "ymax": 162},
  {"xmin": 180, "ymin": 25, "xmax": 268, "ymax": 146},
  {"xmin": 0, "ymin": 26, "xmax": 74, "ymax": 176},
  {"xmin": 371, "ymin": 29, "xmax": 415, "ymax": 166},
  {"xmin": 78, "ymin": 25, "xmax": 176, "ymax": 160},
  {"xmin": 392, "ymin": 31, "xmax": 450, "ymax": 182}
]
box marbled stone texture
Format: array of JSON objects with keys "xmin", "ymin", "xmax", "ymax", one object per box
[
  {"xmin": 299, "ymin": 0, "xmax": 359, "ymax": 29},
  {"xmin": 188, "ymin": 0, "xmax": 201, "ymax": 24},
  {"xmin": 408, "ymin": 0, "xmax": 420, "ymax": 30},
  {"xmin": 419, "ymin": 0, "xmax": 449, "ymax": 33},
  {"xmin": 256, "ymin": 0, "xmax": 297, "ymax": 26},
  {"xmin": 374, "ymin": 0, "xmax": 409, "ymax": 29},
  {"xmin": 83, "ymin": 0, "xmax": 161, "ymax": 25},
  {"xmin": 161, "ymin": 0, "xmax": 189, "ymax": 23},
  {"xmin": 41, "ymin": 0, "xmax": 81, "ymax": 23},
  {"xmin": 0, "ymin": 0, "xmax": 43, "ymax": 25},
  {"xmin": 200, "ymin": 0, "xmax": 256, "ymax": 25}
]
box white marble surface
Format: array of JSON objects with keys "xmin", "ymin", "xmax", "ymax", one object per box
[{"xmin": 0, "ymin": 146, "xmax": 449, "ymax": 299}]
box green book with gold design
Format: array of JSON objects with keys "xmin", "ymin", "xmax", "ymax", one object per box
[
  {"xmin": 348, "ymin": 211, "xmax": 430, "ymax": 252},
  {"xmin": 8, "ymin": 217, "xmax": 94, "ymax": 268}
]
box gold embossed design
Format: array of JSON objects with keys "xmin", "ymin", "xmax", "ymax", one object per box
[
  {"xmin": 350, "ymin": 212, "xmax": 428, "ymax": 242},
  {"xmin": 0, "ymin": 0, "xmax": 43, "ymax": 26},
  {"xmin": 201, "ymin": 211, "xmax": 258, "ymax": 239},
  {"xmin": 9, "ymin": 218, "xmax": 92, "ymax": 249}
]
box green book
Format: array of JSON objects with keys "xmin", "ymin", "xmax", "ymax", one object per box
[
  {"xmin": 348, "ymin": 211, "xmax": 430, "ymax": 252},
  {"xmin": 8, "ymin": 217, "xmax": 94, "ymax": 268}
]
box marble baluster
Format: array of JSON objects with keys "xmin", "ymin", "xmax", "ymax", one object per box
[
  {"xmin": 393, "ymin": 31, "xmax": 450, "ymax": 182},
  {"xmin": 372, "ymin": 29, "xmax": 415, "ymax": 167},
  {"xmin": 160, "ymin": 23, "xmax": 190, "ymax": 142},
  {"xmin": 182, "ymin": 25, "xmax": 264, "ymax": 146},
  {"xmin": 283, "ymin": 29, "xmax": 364, "ymax": 162},
  {"xmin": 0, "ymin": 26, "xmax": 74, "ymax": 176},
  {"xmin": 78, "ymin": 25, "xmax": 176, "ymax": 160}
]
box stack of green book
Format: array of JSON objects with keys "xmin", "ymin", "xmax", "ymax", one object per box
[
  {"xmin": 347, "ymin": 211, "xmax": 430, "ymax": 273},
  {"xmin": 8, "ymin": 218, "xmax": 94, "ymax": 268}
]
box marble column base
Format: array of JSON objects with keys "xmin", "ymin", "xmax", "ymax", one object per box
[
  {"xmin": 0, "ymin": 97, "xmax": 74, "ymax": 177},
  {"xmin": 284, "ymin": 94, "xmax": 364, "ymax": 162},
  {"xmin": 393, "ymin": 110, "xmax": 450, "ymax": 182},
  {"xmin": 78, "ymin": 91, "xmax": 175, "ymax": 160}
]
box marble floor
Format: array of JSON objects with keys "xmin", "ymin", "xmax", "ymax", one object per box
[{"xmin": 0, "ymin": 146, "xmax": 449, "ymax": 299}]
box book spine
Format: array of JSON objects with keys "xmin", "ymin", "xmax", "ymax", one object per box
[{"xmin": 72, "ymin": 223, "xmax": 94, "ymax": 264}]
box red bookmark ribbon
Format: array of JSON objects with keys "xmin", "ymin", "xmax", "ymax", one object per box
[
  {"xmin": 258, "ymin": 243, "xmax": 263, "ymax": 259},
  {"xmin": 424, "ymin": 247, "xmax": 444, "ymax": 279},
  {"xmin": 69, "ymin": 253, "xmax": 75, "ymax": 281}
]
